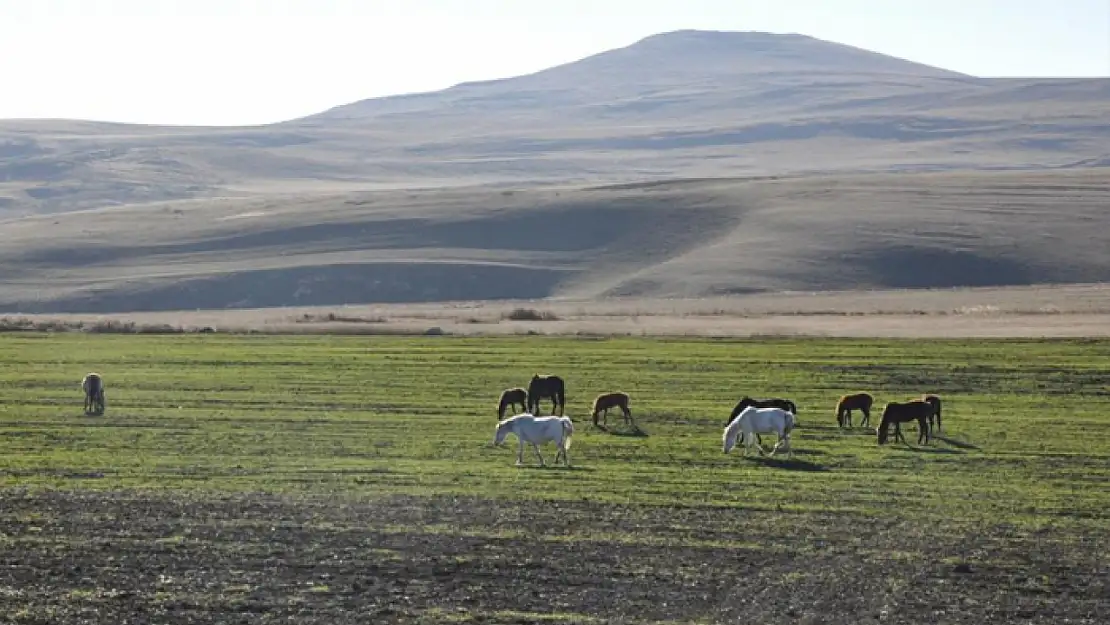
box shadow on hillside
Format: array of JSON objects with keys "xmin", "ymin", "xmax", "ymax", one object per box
[{"xmin": 2, "ymin": 263, "xmax": 571, "ymax": 314}]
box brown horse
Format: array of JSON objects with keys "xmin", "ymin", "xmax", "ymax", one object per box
[
  {"xmin": 922, "ymin": 394, "xmax": 943, "ymax": 434},
  {"xmin": 836, "ymin": 392, "xmax": 874, "ymax": 428},
  {"xmin": 497, "ymin": 387, "xmax": 528, "ymax": 419},
  {"xmin": 877, "ymin": 400, "xmax": 933, "ymax": 446},
  {"xmin": 82, "ymin": 372, "xmax": 105, "ymax": 416},
  {"xmin": 527, "ymin": 374, "xmax": 565, "ymax": 416},
  {"xmin": 591, "ymin": 391, "xmax": 635, "ymax": 428}
]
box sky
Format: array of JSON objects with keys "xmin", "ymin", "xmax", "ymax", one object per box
[{"xmin": 2, "ymin": 0, "xmax": 1108, "ymax": 126}]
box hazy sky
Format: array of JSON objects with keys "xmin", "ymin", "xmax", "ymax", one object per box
[{"xmin": 2, "ymin": 0, "xmax": 1107, "ymax": 126}]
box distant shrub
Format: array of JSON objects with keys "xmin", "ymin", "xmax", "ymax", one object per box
[
  {"xmin": 86, "ymin": 320, "xmax": 136, "ymax": 334},
  {"xmin": 504, "ymin": 308, "xmax": 560, "ymax": 321}
]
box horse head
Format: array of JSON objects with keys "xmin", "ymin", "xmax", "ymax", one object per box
[{"xmin": 493, "ymin": 420, "xmax": 512, "ymax": 446}]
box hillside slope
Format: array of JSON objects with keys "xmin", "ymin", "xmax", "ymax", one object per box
[
  {"xmin": 1, "ymin": 168, "xmax": 1108, "ymax": 313},
  {"xmin": 1, "ymin": 30, "xmax": 1109, "ymax": 217}
]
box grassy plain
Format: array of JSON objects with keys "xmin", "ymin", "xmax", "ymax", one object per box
[{"xmin": 1, "ymin": 334, "xmax": 1108, "ymax": 623}]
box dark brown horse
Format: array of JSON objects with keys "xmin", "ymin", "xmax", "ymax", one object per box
[
  {"xmin": 591, "ymin": 391, "xmax": 634, "ymax": 428},
  {"xmin": 836, "ymin": 392, "xmax": 874, "ymax": 428},
  {"xmin": 497, "ymin": 387, "xmax": 528, "ymax": 419},
  {"xmin": 82, "ymin": 372, "xmax": 105, "ymax": 416},
  {"xmin": 922, "ymin": 394, "xmax": 943, "ymax": 433},
  {"xmin": 877, "ymin": 400, "xmax": 933, "ymax": 445},
  {"xmin": 527, "ymin": 374, "xmax": 565, "ymax": 416}
]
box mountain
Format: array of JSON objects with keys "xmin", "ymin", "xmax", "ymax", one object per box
[
  {"xmin": 1, "ymin": 29, "xmax": 1107, "ymax": 219},
  {"xmin": 1, "ymin": 29, "xmax": 1109, "ymax": 313},
  {"xmin": 307, "ymin": 29, "xmax": 971, "ymax": 122}
]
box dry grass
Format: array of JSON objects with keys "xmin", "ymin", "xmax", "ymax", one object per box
[
  {"xmin": 1, "ymin": 168, "xmax": 1108, "ymax": 314},
  {"xmin": 8, "ymin": 282, "xmax": 1110, "ymax": 338}
]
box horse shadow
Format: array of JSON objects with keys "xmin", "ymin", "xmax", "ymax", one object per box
[
  {"xmin": 747, "ymin": 456, "xmax": 829, "ymax": 472},
  {"xmin": 516, "ymin": 464, "xmax": 597, "ymax": 472},
  {"xmin": 889, "ymin": 444, "xmax": 964, "ymax": 455},
  {"xmin": 594, "ymin": 423, "xmax": 649, "ymax": 438},
  {"xmin": 787, "ymin": 448, "xmax": 829, "ymax": 457},
  {"xmin": 933, "ymin": 435, "xmax": 981, "ymax": 451}
]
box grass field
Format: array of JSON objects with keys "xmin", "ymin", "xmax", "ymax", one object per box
[{"xmin": 1, "ymin": 334, "xmax": 1108, "ymax": 624}]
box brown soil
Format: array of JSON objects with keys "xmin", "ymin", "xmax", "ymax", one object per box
[{"xmin": 0, "ymin": 490, "xmax": 1104, "ymax": 624}]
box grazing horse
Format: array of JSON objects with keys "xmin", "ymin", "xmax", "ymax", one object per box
[
  {"xmin": 922, "ymin": 394, "xmax": 943, "ymax": 434},
  {"xmin": 723, "ymin": 406, "xmax": 795, "ymax": 458},
  {"xmin": 591, "ymin": 391, "xmax": 634, "ymax": 428},
  {"xmin": 81, "ymin": 372, "xmax": 105, "ymax": 415},
  {"xmin": 726, "ymin": 396, "xmax": 797, "ymax": 426},
  {"xmin": 836, "ymin": 392, "xmax": 874, "ymax": 428},
  {"xmin": 497, "ymin": 387, "xmax": 528, "ymax": 419},
  {"xmin": 726, "ymin": 396, "xmax": 798, "ymax": 445},
  {"xmin": 527, "ymin": 374, "xmax": 566, "ymax": 416},
  {"xmin": 877, "ymin": 400, "xmax": 933, "ymax": 446},
  {"xmin": 493, "ymin": 414, "xmax": 574, "ymax": 467}
]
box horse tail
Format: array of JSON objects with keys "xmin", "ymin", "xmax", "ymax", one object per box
[
  {"xmin": 561, "ymin": 417, "xmax": 574, "ymax": 450},
  {"xmin": 557, "ymin": 380, "xmax": 566, "ymax": 415}
]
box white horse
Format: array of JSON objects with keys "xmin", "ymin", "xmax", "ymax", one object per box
[
  {"xmin": 81, "ymin": 372, "xmax": 105, "ymax": 415},
  {"xmin": 493, "ymin": 413, "xmax": 574, "ymax": 467},
  {"xmin": 723, "ymin": 405, "xmax": 794, "ymax": 457}
]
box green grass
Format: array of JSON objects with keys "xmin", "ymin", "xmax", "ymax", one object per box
[{"xmin": 2, "ymin": 333, "xmax": 1109, "ymax": 529}]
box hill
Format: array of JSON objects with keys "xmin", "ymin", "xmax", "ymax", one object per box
[
  {"xmin": 1, "ymin": 168, "xmax": 1108, "ymax": 314},
  {"xmin": 1, "ymin": 29, "xmax": 1108, "ymax": 218}
]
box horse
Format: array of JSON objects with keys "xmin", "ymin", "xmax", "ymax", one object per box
[
  {"xmin": 876, "ymin": 400, "xmax": 933, "ymax": 446},
  {"xmin": 723, "ymin": 405, "xmax": 795, "ymax": 458},
  {"xmin": 725, "ymin": 396, "xmax": 798, "ymax": 445},
  {"xmin": 922, "ymin": 394, "xmax": 943, "ymax": 434},
  {"xmin": 527, "ymin": 374, "xmax": 565, "ymax": 416},
  {"xmin": 836, "ymin": 392, "xmax": 874, "ymax": 428},
  {"xmin": 726, "ymin": 396, "xmax": 797, "ymax": 427},
  {"xmin": 493, "ymin": 413, "xmax": 574, "ymax": 467},
  {"xmin": 81, "ymin": 372, "xmax": 105, "ymax": 416},
  {"xmin": 497, "ymin": 387, "xmax": 528, "ymax": 419},
  {"xmin": 591, "ymin": 391, "xmax": 634, "ymax": 428}
]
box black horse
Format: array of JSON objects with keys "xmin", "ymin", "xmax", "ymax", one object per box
[
  {"xmin": 527, "ymin": 374, "xmax": 566, "ymax": 416},
  {"xmin": 877, "ymin": 400, "xmax": 933, "ymax": 446},
  {"xmin": 922, "ymin": 394, "xmax": 943, "ymax": 434}
]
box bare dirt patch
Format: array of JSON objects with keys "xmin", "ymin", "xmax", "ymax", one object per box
[{"xmin": 0, "ymin": 490, "xmax": 1104, "ymax": 624}]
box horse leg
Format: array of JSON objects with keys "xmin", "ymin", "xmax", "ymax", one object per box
[
  {"xmin": 516, "ymin": 439, "xmax": 525, "ymax": 466},
  {"xmin": 755, "ymin": 434, "xmax": 768, "ymax": 456},
  {"xmin": 860, "ymin": 408, "xmax": 870, "ymax": 429},
  {"xmin": 895, "ymin": 422, "xmax": 907, "ymax": 445},
  {"xmin": 533, "ymin": 443, "xmax": 546, "ymax": 467}
]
